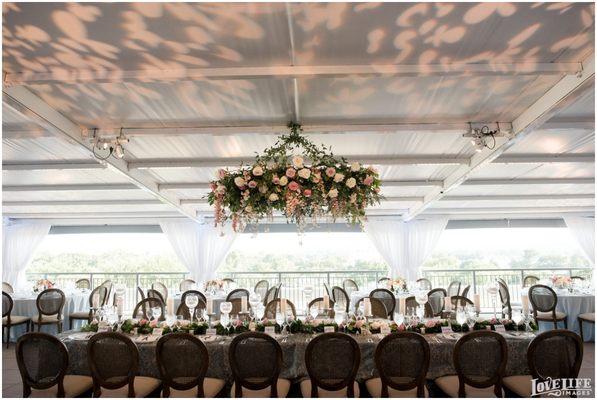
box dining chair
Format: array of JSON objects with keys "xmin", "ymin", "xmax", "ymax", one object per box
[
  {"xmin": 75, "ymin": 278, "xmax": 91, "ymax": 290},
  {"xmin": 176, "ymin": 299, "xmax": 206, "ymax": 320},
  {"xmin": 342, "ymin": 279, "xmax": 359, "ymax": 294},
  {"xmin": 133, "ymin": 298, "xmax": 165, "ymax": 321},
  {"xmin": 69, "ymin": 285, "xmax": 107, "ymax": 329},
  {"xmin": 404, "ymin": 296, "xmax": 434, "ymax": 318},
  {"xmin": 32, "ymin": 288, "xmax": 65, "ymax": 334},
  {"xmin": 366, "ymin": 332, "xmax": 430, "ymax": 397},
  {"xmin": 578, "ymin": 313, "xmax": 594, "ymax": 341},
  {"xmin": 156, "ymin": 333, "xmax": 224, "ymax": 397},
  {"xmin": 136, "ymin": 286, "xmax": 145, "ymax": 303},
  {"xmin": 226, "ymin": 288, "xmax": 250, "ymax": 303},
  {"xmin": 88, "ymin": 332, "xmax": 161, "ymax": 397},
  {"xmin": 307, "ymin": 297, "xmax": 336, "ymax": 318},
  {"xmin": 355, "ymin": 297, "xmax": 387, "ymax": 319},
  {"xmin": 528, "ymin": 284, "xmax": 567, "ymax": 329},
  {"xmin": 265, "ymin": 298, "xmax": 297, "ymax": 319},
  {"xmin": 254, "ymin": 280, "xmax": 269, "ymax": 301},
  {"xmin": 503, "ymin": 329, "xmax": 583, "ymax": 397},
  {"xmin": 427, "ymin": 288, "xmax": 447, "ymax": 317},
  {"xmin": 416, "ymin": 278, "xmax": 432, "ymax": 291},
  {"xmin": 152, "ymin": 282, "xmax": 168, "ymax": 302},
  {"xmin": 147, "ymin": 288, "xmax": 165, "ymax": 304},
  {"xmin": 323, "ymin": 282, "xmax": 333, "ymax": 300},
  {"xmin": 2, "ymin": 282, "xmax": 14, "ymax": 294},
  {"xmin": 435, "ymin": 330, "xmax": 507, "ymax": 397},
  {"xmin": 571, "ymin": 275, "xmax": 586, "ymax": 283},
  {"xmin": 446, "ymin": 281, "xmax": 461, "ymax": 298},
  {"xmin": 331, "ymin": 286, "xmax": 350, "ymax": 312},
  {"xmin": 3, "ymin": 291, "xmax": 30, "ymax": 348},
  {"xmin": 263, "ymin": 286, "xmax": 278, "ymax": 306},
  {"xmin": 497, "ymin": 281, "xmax": 512, "ymax": 319},
  {"xmin": 370, "ymin": 288, "xmax": 396, "ymax": 318},
  {"xmin": 99, "ymin": 280, "xmax": 113, "ymax": 306},
  {"xmin": 229, "ymin": 332, "xmax": 290, "ymax": 397},
  {"xmin": 461, "ymin": 285, "xmax": 471, "ymax": 299},
  {"xmin": 301, "ymin": 333, "xmax": 361, "ymax": 397},
  {"xmin": 449, "ymin": 296, "xmax": 475, "ymax": 309},
  {"xmin": 179, "ymin": 279, "xmax": 196, "ymax": 292},
  {"xmin": 522, "ymin": 275, "xmax": 539, "ymax": 288},
  {"xmin": 229, "ymin": 298, "xmax": 251, "ymax": 318},
  {"xmin": 16, "ymin": 332, "xmax": 93, "ymax": 397}
]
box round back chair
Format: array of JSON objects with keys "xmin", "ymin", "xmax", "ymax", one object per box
[
  {"xmin": 263, "ymin": 286, "xmax": 278, "ymax": 306},
  {"xmin": 355, "ymin": 297, "xmax": 387, "ymax": 319},
  {"xmin": 226, "ymin": 288, "xmax": 250, "ymax": 302},
  {"xmin": 136, "ymin": 286, "xmax": 145, "ymax": 303},
  {"xmin": 427, "ymin": 288, "xmax": 447, "ymax": 317},
  {"xmin": 3, "ymin": 291, "xmax": 14, "ymax": 321},
  {"xmin": 89, "ymin": 285, "xmax": 108, "ymax": 309},
  {"xmin": 447, "ymin": 281, "xmax": 461, "ymax": 298},
  {"xmin": 523, "ymin": 275, "xmax": 540, "ymax": 288},
  {"xmin": 147, "ymin": 288, "xmax": 165, "ymax": 304},
  {"xmin": 229, "ymin": 298, "xmax": 251, "ymax": 317},
  {"xmin": 323, "ymin": 282, "xmax": 333, "ymax": 299},
  {"xmin": 156, "ymin": 333, "xmax": 209, "ymax": 397},
  {"xmin": 404, "ymin": 296, "xmax": 433, "ymax": 318},
  {"xmin": 342, "ymin": 279, "xmax": 359, "ymax": 294},
  {"xmin": 528, "ymin": 284, "xmax": 558, "ymax": 316},
  {"xmin": 570, "ymin": 276, "xmax": 585, "ymax": 283},
  {"xmin": 377, "ymin": 277, "xmax": 391, "ymax": 287},
  {"xmin": 229, "ymin": 332, "xmax": 283, "ymax": 397},
  {"xmin": 75, "ymin": 279, "xmax": 90, "ymax": 290},
  {"xmin": 264, "ymin": 298, "xmax": 297, "ymax": 319},
  {"xmin": 374, "ymin": 332, "xmax": 430, "ymax": 397},
  {"xmin": 16, "ymin": 332, "xmax": 69, "ymax": 397},
  {"xmin": 181, "ymin": 290, "xmax": 207, "ymax": 307},
  {"xmin": 416, "ymin": 278, "xmax": 432, "ymax": 291},
  {"xmin": 453, "ymin": 330, "xmax": 507, "ymax": 397},
  {"xmin": 307, "ymin": 297, "xmax": 335, "ymax": 318},
  {"xmin": 2, "ymin": 282, "xmax": 14, "ymax": 294},
  {"xmin": 179, "ymin": 279, "xmax": 196, "ymax": 292},
  {"xmin": 88, "ymin": 332, "xmax": 139, "ymax": 397},
  {"xmin": 152, "ymin": 282, "xmax": 168, "ymax": 302},
  {"xmin": 528, "ymin": 330, "xmax": 583, "ymax": 381},
  {"xmin": 450, "ymin": 295, "xmax": 475, "ymax": 309},
  {"xmin": 370, "ymin": 288, "xmax": 396, "ymax": 317},
  {"xmin": 133, "ymin": 298, "xmax": 165, "ymax": 321},
  {"xmin": 461, "ymin": 285, "xmax": 471, "ymax": 299},
  {"xmin": 99, "ymin": 280, "xmax": 113, "ymax": 306},
  {"xmin": 36, "ymin": 288, "xmax": 65, "ymax": 317},
  {"xmin": 254, "ymin": 280, "xmax": 269, "ymax": 301},
  {"xmin": 497, "ymin": 281, "xmax": 512, "ymax": 319},
  {"xmin": 332, "ymin": 286, "xmax": 350, "ymax": 312},
  {"xmin": 305, "ymin": 333, "xmax": 360, "ymax": 397}
]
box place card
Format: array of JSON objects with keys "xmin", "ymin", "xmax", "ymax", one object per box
[
  {"xmin": 97, "ymin": 327, "xmax": 111, "ymax": 333},
  {"xmin": 441, "ymin": 326, "xmax": 452, "ymax": 334},
  {"xmin": 206, "ymin": 328, "xmax": 217, "ymax": 336},
  {"xmin": 133, "ymin": 328, "xmax": 138, "ymax": 335},
  {"xmin": 249, "ymin": 322, "xmax": 256, "ymax": 332},
  {"xmin": 152, "ymin": 328, "xmax": 163, "ymax": 336},
  {"xmin": 264, "ymin": 326, "xmax": 276, "ymax": 336},
  {"xmin": 361, "ymin": 328, "xmax": 371, "ymax": 336},
  {"xmin": 324, "ymin": 326, "xmax": 335, "ymax": 333},
  {"xmin": 380, "ymin": 326, "xmax": 391, "ymax": 335},
  {"xmin": 494, "ymin": 324, "xmax": 506, "ymax": 333}
]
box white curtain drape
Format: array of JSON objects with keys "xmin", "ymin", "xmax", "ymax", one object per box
[
  {"xmin": 365, "ymin": 216, "xmax": 449, "ymax": 281},
  {"xmin": 2, "ymin": 220, "xmax": 51, "ymax": 289},
  {"xmin": 564, "ymin": 216, "xmax": 595, "ymax": 265},
  {"xmin": 159, "ymin": 220, "xmax": 238, "ymax": 284}
]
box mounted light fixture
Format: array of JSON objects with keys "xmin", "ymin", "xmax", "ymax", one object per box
[
  {"xmin": 92, "ymin": 128, "xmax": 129, "ymax": 160},
  {"xmin": 463, "ymin": 123, "xmax": 506, "ymax": 152}
]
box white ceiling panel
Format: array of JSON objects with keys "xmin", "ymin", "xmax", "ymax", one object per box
[{"xmin": 2, "ymin": 169, "xmax": 131, "ymax": 185}]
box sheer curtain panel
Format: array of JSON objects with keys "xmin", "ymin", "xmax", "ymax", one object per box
[{"xmin": 564, "ymin": 216, "xmax": 595, "ymax": 265}]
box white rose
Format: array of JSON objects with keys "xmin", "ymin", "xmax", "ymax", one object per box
[
  {"xmin": 350, "ymin": 162, "xmax": 360, "ymax": 172},
  {"xmin": 245, "ymin": 205, "xmax": 253, "ymax": 213},
  {"xmin": 346, "ymin": 177, "xmax": 356, "ymax": 188},
  {"xmin": 298, "ymin": 168, "xmax": 311, "ymax": 179},
  {"xmin": 328, "ymin": 188, "xmax": 339, "ymax": 198},
  {"xmin": 216, "ymin": 184, "xmax": 226, "ymax": 194},
  {"xmin": 279, "ymin": 176, "xmax": 288, "ymax": 186},
  {"xmin": 268, "ymin": 193, "xmax": 279, "ymax": 201},
  {"xmin": 259, "ymin": 185, "xmax": 268, "ymax": 194},
  {"xmin": 234, "ymin": 177, "xmax": 246, "ymax": 187},
  {"xmin": 292, "ymin": 155, "xmax": 304, "ymax": 168},
  {"xmin": 266, "ymin": 161, "xmax": 277, "ymax": 169},
  {"xmin": 333, "ymin": 173, "xmax": 345, "ymax": 183},
  {"xmin": 252, "ymin": 166, "xmax": 264, "ymax": 176}
]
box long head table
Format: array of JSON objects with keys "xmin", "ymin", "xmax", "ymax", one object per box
[{"xmin": 58, "ymin": 331, "xmax": 533, "ymax": 383}]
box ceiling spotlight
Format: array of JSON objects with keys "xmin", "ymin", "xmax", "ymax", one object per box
[
  {"xmin": 92, "ymin": 128, "xmax": 129, "ymax": 161},
  {"xmin": 463, "ymin": 123, "xmax": 501, "ymax": 152},
  {"xmin": 114, "ymin": 143, "xmax": 125, "ymax": 158}
]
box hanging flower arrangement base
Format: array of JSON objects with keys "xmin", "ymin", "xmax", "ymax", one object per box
[{"xmin": 208, "ymin": 123, "xmax": 382, "ymax": 232}]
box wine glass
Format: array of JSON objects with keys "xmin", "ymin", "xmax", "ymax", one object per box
[
  {"xmin": 275, "ymin": 311, "xmax": 285, "ymax": 333},
  {"xmin": 456, "ymin": 307, "xmax": 467, "ymax": 327},
  {"xmin": 220, "ymin": 301, "xmax": 232, "ymax": 331},
  {"xmin": 249, "ymin": 292, "xmax": 262, "ymax": 319},
  {"xmin": 146, "ymin": 307, "xmax": 153, "ymax": 321},
  {"xmin": 254, "ymin": 304, "xmax": 265, "ymax": 321},
  {"xmin": 512, "ymin": 308, "xmax": 523, "ymax": 333},
  {"xmin": 394, "ymin": 312, "xmax": 404, "ymax": 327},
  {"xmin": 302, "ymin": 286, "xmax": 313, "ymax": 315},
  {"xmin": 310, "ymin": 305, "xmax": 319, "ymax": 320},
  {"xmin": 415, "ymin": 290, "xmax": 428, "ymax": 320},
  {"xmin": 334, "ymin": 303, "xmax": 345, "ymax": 325},
  {"xmin": 487, "ymin": 282, "xmax": 499, "ymax": 318},
  {"xmin": 185, "ymin": 294, "xmax": 199, "ymax": 323},
  {"xmin": 152, "ymin": 306, "xmax": 162, "ymax": 322}
]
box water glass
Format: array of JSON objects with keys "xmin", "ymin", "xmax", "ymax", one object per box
[
  {"xmin": 394, "ymin": 312, "xmax": 404, "ymax": 326},
  {"xmin": 185, "ymin": 294, "xmax": 199, "ymax": 322},
  {"xmin": 254, "ymin": 304, "xmax": 265, "ymax": 321},
  {"xmin": 310, "ymin": 306, "xmax": 319, "ymax": 320},
  {"xmin": 456, "ymin": 308, "xmax": 467, "ymax": 326},
  {"xmin": 152, "ymin": 307, "xmax": 162, "ymax": 321}
]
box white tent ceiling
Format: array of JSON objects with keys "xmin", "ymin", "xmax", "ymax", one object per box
[{"xmin": 2, "ymin": 2, "xmax": 595, "ymax": 223}]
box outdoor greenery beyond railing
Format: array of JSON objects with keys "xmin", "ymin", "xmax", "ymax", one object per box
[{"xmin": 27, "ymin": 266, "xmax": 592, "ymax": 314}]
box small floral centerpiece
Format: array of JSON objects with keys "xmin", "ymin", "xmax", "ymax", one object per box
[
  {"xmin": 204, "ymin": 279, "xmax": 225, "ymax": 292},
  {"xmin": 300, "ymin": 318, "xmax": 339, "ymax": 333},
  {"xmin": 255, "ymin": 318, "xmax": 282, "ymax": 334},
  {"xmin": 33, "ymin": 279, "xmax": 54, "ymax": 293},
  {"xmin": 208, "ymin": 123, "xmax": 382, "ymax": 232},
  {"xmin": 551, "ymin": 275, "xmax": 572, "ymax": 289},
  {"xmin": 388, "ymin": 277, "xmax": 407, "ymax": 293}
]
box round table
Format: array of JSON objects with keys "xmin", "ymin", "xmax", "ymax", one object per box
[
  {"xmin": 8, "ymin": 290, "xmax": 89, "ymax": 341},
  {"xmin": 536, "ymin": 290, "xmax": 595, "ymax": 342}
]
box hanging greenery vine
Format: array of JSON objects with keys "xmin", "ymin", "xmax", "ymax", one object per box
[{"xmin": 208, "ymin": 122, "xmax": 383, "ymax": 232}]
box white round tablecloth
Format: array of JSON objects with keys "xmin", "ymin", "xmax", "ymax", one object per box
[
  {"xmin": 8, "ymin": 290, "xmax": 89, "ymax": 341},
  {"xmin": 536, "ymin": 291, "xmax": 595, "ymax": 342}
]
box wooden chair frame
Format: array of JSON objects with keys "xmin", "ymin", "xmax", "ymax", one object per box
[
  {"xmin": 33, "ymin": 288, "xmax": 65, "ymax": 333},
  {"xmin": 3, "ymin": 291, "xmax": 30, "ymax": 348},
  {"xmin": 370, "ymin": 288, "xmax": 396, "ymax": 317},
  {"xmin": 527, "ymin": 329, "xmax": 583, "ymax": 382},
  {"xmin": 528, "ymin": 284, "xmax": 567, "ymax": 329}
]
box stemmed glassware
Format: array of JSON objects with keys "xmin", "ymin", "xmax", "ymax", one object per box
[
  {"xmin": 487, "ymin": 282, "xmax": 499, "ymax": 318},
  {"xmin": 254, "ymin": 304, "xmax": 265, "ymax": 321},
  {"xmin": 334, "ymin": 303, "xmax": 345, "ymax": 327},
  {"xmin": 512, "ymin": 308, "xmax": 523, "ymax": 333},
  {"xmin": 185, "ymin": 294, "xmax": 199, "ymax": 323},
  {"xmin": 275, "ymin": 310, "xmax": 285, "ymax": 334},
  {"xmin": 394, "ymin": 311, "xmax": 404, "ymax": 327},
  {"xmin": 220, "ymin": 301, "xmax": 233, "ymax": 333},
  {"xmin": 310, "ymin": 305, "xmax": 319, "ymax": 320},
  {"xmin": 415, "ymin": 290, "xmax": 428, "ymax": 320},
  {"xmin": 151, "ymin": 306, "xmax": 162, "ymax": 322},
  {"xmin": 249, "ymin": 292, "xmax": 262, "ymax": 320},
  {"xmin": 302, "ymin": 286, "xmax": 313, "ymax": 315},
  {"xmin": 456, "ymin": 307, "xmax": 467, "ymax": 328}
]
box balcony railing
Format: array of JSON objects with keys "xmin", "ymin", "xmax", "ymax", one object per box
[{"xmin": 27, "ymin": 266, "xmax": 592, "ymax": 315}]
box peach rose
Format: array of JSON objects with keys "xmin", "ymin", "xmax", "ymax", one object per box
[
  {"xmin": 288, "ymin": 181, "xmax": 300, "ymax": 191},
  {"xmin": 286, "ymin": 168, "xmax": 296, "ymax": 178},
  {"xmin": 325, "ymin": 167, "xmax": 336, "ymax": 177},
  {"xmin": 303, "ymin": 189, "xmax": 312, "ymax": 197},
  {"xmin": 363, "ymin": 176, "xmax": 374, "ymax": 185},
  {"xmin": 248, "ymin": 180, "xmax": 257, "ymax": 188}
]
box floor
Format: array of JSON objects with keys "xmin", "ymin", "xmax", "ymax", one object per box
[{"xmin": 1, "ymin": 342, "xmax": 595, "ymax": 398}]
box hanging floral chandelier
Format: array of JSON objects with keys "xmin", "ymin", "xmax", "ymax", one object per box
[{"xmin": 208, "ymin": 123, "xmax": 382, "ymax": 232}]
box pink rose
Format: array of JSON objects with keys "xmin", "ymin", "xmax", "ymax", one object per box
[
  {"xmin": 248, "ymin": 180, "xmax": 257, "ymax": 188},
  {"xmin": 355, "ymin": 320, "xmax": 364, "ymax": 329},
  {"xmin": 286, "ymin": 168, "xmax": 296, "ymax": 178},
  {"xmin": 149, "ymin": 319, "xmax": 158, "ymax": 328},
  {"xmin": 303, "ymin": 189, "xmax": 312, "ymax": 197},
  {"xmin": 210, "ymin": 183, "xmax": 217, "ymax": 191},
  {"xmin": 288, "ymin": 181, "xmax": 300, "ymax": 191},
  {"xmin": 217, "ymin": 169, "xmax": 227, "ymax": 179},
  {"xmin": 397, "ymin": 323, "xmax": 406, "ymax": 331},
  {"xmin": 425, "ymin": 320, "xmax": 437, "ymax": 328},
  {"xmin": 363, "ymin": 176, "xmax": 374, "ymax": 185},
  {"xmin": 272, "ymin": 176, "xmax": 280, "ymax": 185},
  {"xmin": 234, "ymin": 319, "xmax": 243, "ymax": 327},
  {"xmin": 325, "ymin": 167, "xmax": 336, "ymax": 177},
  {"xmin": 139, "ymin": 319, "xmax": 148, "ymax": 326}
]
